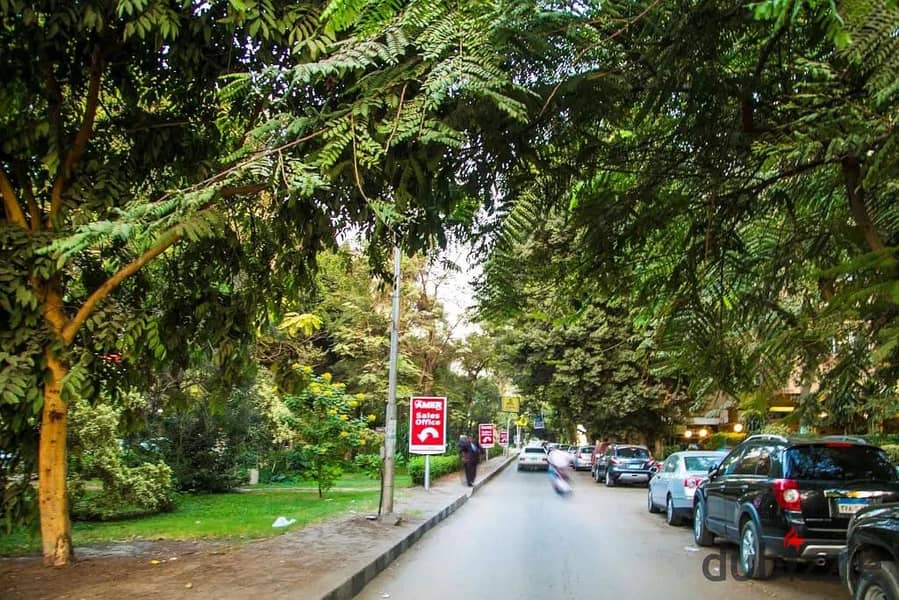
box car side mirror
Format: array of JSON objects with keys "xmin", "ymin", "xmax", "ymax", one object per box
[
  {"xmin": 708, "ymin": 465, "xmax": 719, "ymax": 478},
  {"xmin": 649, "ymin": 466, "xmax": 659, "ymax": 474}
]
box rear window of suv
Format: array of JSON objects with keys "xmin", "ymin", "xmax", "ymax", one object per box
[
  {"xmin": 524, "ymin": 447, "xmax": 546, "ymax": 455},
  {"xmin": 684, "ymin": 456, "xmax": 720, "ymax": 472},
  {"xmin": 616, "ymin": 447, "xmax": 650, "ymax": 459},
  {"xmin": 785, "ymin": 444, "xmax": 896, "ymax": 482}
]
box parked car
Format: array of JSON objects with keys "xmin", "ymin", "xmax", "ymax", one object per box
[
  {"xmin": 692, "ymin": 433, "xmax": 899, "ymax": 580},
  {"xmin": 840, "ymin": 502, "xmax": 899, "ymax": 600},
  {"xmin": 573, "ymin": 445, "xmax": 595, "ymax": 471},
  {"xmin": 648, "ymin": 451, "xmax": 727, "ymax": 525},
  {"xmin": 518, "ymin": 446, "xmax": 549, "ymax": 471},
  {"xmin": 592, "ymin": 444, "xmax": 653, "ymax": 486}
]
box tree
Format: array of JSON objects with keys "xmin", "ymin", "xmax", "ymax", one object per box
[
  {"xmin": 1, "ymin": 0, "xmax": 528, "ymax": 564},
  {"xmin": 498, "ymin": 303, "xmax": 686, "ymax": 443},
  {"xmin": 476, "ymin": 0, "xmax": 898, "ymax": 427}
]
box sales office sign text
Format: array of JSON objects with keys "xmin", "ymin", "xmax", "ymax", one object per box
[{"xmin": 409, "ymin": 396, "xmax": 447, "ymax": 455}]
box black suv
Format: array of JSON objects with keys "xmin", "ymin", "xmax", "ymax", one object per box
[
  {"xmin": 840, "ymin": 503, "xmax": 899, "ymax": 600},
  {"xmin": 592, "ymin": 444, "xmax": 653, "ymax": 486},
  {"xmin": 692, "ymin": 434, "xmax": 899, "ymax": 580}
]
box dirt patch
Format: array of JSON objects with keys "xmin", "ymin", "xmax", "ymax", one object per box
[{"xmin": 0, "ymin": 511, "xmax": 429, "ymax": 600}]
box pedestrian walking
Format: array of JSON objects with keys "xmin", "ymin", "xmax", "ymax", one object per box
[{"xmin": 458, "ymin": 435, "xmax": 478, "ymax": 486}]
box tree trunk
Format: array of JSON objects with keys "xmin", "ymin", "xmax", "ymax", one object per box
[
  {"xmin": 842, "ymin": 156, "xmax": 886, "ymax": 253},
  {"xmin": 38, "ymin": 348, "xmax": 73, "ymax": 566}
]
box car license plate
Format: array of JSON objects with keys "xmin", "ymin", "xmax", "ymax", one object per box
[
  {"xmin": 630, "ymin": 463, "xmax": 644, "ymax": 470},
  {"xmin": 836, "ymin": 498, "xmax": 869, "ymax": 514}
]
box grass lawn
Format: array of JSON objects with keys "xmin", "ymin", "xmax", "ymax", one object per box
[{"xmin": 0, "ymin": 471, "xmax": 412, "ymax": 557}]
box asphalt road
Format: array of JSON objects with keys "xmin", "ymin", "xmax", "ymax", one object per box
[{"xmin": 356, "ymin": 462, "xmax": 846, "ymax": 600}]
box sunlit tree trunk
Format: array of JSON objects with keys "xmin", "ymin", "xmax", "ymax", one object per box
[{"xmin": 38, "ymin": 348, "xmax": 72, "ymax": 566}]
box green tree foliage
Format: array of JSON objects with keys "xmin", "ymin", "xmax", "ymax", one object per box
[
  {"xmin": 476, "ymin": 0, "xmax": 898, "ymax": 430},
  {"xmin": 145, "ymin": 377, "xmax": 273, "ymax": 493},
  {"xmin": 499, "ymin": 302, "xmax": 686, "ymax": 442},
  {"xmin": 256, "ymin": 248, "xmax": 462, "ymax": 430},
  {"xmin": 1, "ymin": 0, "xmax": 528, "ymax": 562}
]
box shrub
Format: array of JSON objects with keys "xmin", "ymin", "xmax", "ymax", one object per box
[
  {"xmin": 760, "ymin": 423, "xmax": 792, "ymax": 437},
  {"xmin": 701, "ymin": 432, "xmax": 746, "ymax": 451},
  {"xmin": 657, "ymin": 445, "xmax": 682, "ymax": 461},
  {"xmin": 408, "ymin": 455, "xmax": 461, "ymax": 485},
  {"xmin": 68, "ymin": 396, "xmax": 175, "ymax": 520},
  {"xmin": 880, "ymin": 444, "xmax": 899, "ymax": 465},
  {"xmin": 353, "ymin": 454, "xmax": 382, "ymax": 479},
  {"xmin": 145, "ymin": 400, "xmax": 260, "ymax": 492}
]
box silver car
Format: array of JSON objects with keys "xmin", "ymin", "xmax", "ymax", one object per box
[
  {"xmin": 573, "ymin": 445, "xmax": 595, "ymax": 470},
  {"xmin": 647, "ymin": 451, "xmax": 727, "ymax": 525}
]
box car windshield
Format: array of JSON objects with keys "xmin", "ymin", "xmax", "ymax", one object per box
[
  {"xmin": 786, "ymin": 444, "xmax": 897, "ymax": 482},
  {"xmin": 684, "ymin": 456, "xmax": 720, "ymax": 472},
  {"xmin": 616, "ymin": 447, "xmax": 649, "ymax": 459}
]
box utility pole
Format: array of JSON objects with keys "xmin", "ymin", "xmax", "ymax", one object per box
[{"xmin": 381, "ymin": 245, "xmax": 402, "ymax": 517}]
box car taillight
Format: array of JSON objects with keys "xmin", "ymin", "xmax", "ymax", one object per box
[
  {"xmin": 684, "ymin": 476, "xmax": 702, "ymax": 489},
  {"xmin": 773, "ymin": 479, "xmax": 802, "ymax": 511},
  {"xmin": 610, "ymin": 458, "xmax": 621, "ymax": 465}
]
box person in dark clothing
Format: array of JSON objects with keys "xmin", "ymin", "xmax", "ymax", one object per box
[{"xmin": 458, "ymin": 435, "xmax": 478, "ymax": 486}]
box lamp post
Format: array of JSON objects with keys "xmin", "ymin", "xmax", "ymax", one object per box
[{"xmin": 381, "ymin": 245, "xmax": 401, "ymax": 517}]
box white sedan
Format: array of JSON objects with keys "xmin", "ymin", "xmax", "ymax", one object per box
[
  {"xmin": 647, "ymin": 451, "xmax": 727, "ymax": 525},
  {"xmin": 517, "ymin": 446, "xmax": 549, "ymax": 471}
]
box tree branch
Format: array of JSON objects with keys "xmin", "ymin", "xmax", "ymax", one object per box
[
  {"xmin": 539, "ymin": 0, "xmax": 665, "ymax": 119},
  {"xmin": 58, "ymin": 181, "xmax": 269, "ymax": 346},
  {"xmin": 386, "ymin": 82, "xmax": 408, "ymax": 153},
  {"xmin": 743, "ymin": 19, "xmax": 789, "ymax": 133},
  {"xmin": 0, "ymin": 165, "xmax": 28, "ymax": 228},
  {"xmin": 61, "ymin": 229, "xmax": 182, "ymax": 345},
  {"xmin": 842, "ymin": 155, "xmax": 886, "ymax": 253},
  {"xmin": 14, "ymin": 162, "xmax": 41, "ymax": 230},
  {"xmin": 49, "ymin": 51, "xmax": 103, "ymax": 228}
]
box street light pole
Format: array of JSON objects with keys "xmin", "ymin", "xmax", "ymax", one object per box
[{"xmin": 381, "ymin": 245, "xmax": 402, "ymax": 517}]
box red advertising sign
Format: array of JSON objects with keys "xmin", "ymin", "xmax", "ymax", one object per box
[
  {"xmin": 409, "ymin": 396, "xmax": 447, "ymax": 455},
  {"xmin": 478, "ymin": 423, "xmax": 495, "ymax": 449},
  {"xmin": 498, "ymin": 429, "xmax": 508, "ymax": 446}
]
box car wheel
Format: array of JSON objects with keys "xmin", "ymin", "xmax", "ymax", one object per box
[
  {"xmin": 692, "ymin": 498, "xmax": 714, "ymax": 546},
  {"xmin": 648, "ymin": 487, "xmax": 661, "ymax": 513},
  {"xmin": 605, "ymin": 470, "xmax": 616, "ymax": 487},
  {"xmin": 665, "ymin": 495, "xmax": 681, "ymax": 525},
  {"xmin": 737, "ymin": 519, "xmax": 773, "ymax": 580},
  {"xmin": 855, "ymin": 561, "xmax": 899, "ymax": 600}
]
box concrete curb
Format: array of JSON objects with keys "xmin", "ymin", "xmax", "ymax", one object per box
[{"xmin": 320, "ymin": 452, "xmax": 519, "ymax": 600}]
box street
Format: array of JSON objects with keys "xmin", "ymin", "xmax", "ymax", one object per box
[{"xmin": 356, "ymin": 462, "xmax": 846, "ymax": 600}]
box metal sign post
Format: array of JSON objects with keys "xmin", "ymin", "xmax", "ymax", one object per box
[{"xmin": 381, "ymin": 246, "xmax": 402, "ymax": 517}]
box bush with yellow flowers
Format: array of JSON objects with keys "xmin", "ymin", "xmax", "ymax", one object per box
[{"xmin": 283, "ymin": 373, "xmax": 380, "ymax": 497}]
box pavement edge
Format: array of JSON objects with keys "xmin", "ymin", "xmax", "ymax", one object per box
[{"xmin": 320, "ymin": 451, "xmax": 519, "ymax": 600}]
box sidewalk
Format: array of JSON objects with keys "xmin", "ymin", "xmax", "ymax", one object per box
[
  {"xmin": 0, "ymin": 452, "xmax": 517, "ymax": 600},
  {"xmin": 320, "ymin": 452, "xmax": 516, "ymax": 600}
]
